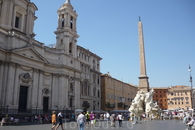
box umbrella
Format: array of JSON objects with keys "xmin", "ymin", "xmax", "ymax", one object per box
[{"xmin": 75, "ymin": 109, "xmax": 83, "ymax": 112}]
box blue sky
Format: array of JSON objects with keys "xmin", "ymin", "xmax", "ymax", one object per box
[{"xmin": 31, "ymin": 0, "xmax": 195, "ymax": 87}]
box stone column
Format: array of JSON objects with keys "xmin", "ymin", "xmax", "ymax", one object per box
[
  {"xmin": 1, "ymin": 62, "xmax": 9, "ymax": 106},
  {"xmin": 58, "ymin": 13, "xmax": 61, "ymax": 29},
  {"xmin": 13, "ymin": 64, "xmax": 20, "ymax": 108},
  {"xmin": 74, "ymin": 18, "xmax": 77, "ymax": 31},
  {"xmin": 58, "ymin": 75, "xmax": 63, "ymax": 109},
  {"xmin": 6, "ymin": 63, "xmax": 16, "ymax": 106},
  {"xmin": 0, "ymin": 61, "xmax": 4, "ymax": 105},
  {"xmin": 73, "ymin": 39, "xmax": 77, "ymax": 58},
  {"xmin": 65, "ymin": 77, "xmax": 69, "ymax": 108},
  {"xmin": 51, "ymin": 74, "xmax": 57, "ymax": 109},
  {"xmin": 74, "ymin": 79, "xmax": 80, "ymax": 109},
  {"xmin": 64, "ymin": 35, "xmax": 69, "ymax": 54},
  {"xmin": 61, "ymin": 75, "xmax": 66, "ymax": 108},
  {"xmin": 54, "ymin": 74, "xmax": 60, "ymax": 108},
  {"xmin": 31, "ymin": 69, "xmax": 39, "ymax": 107},
  {"xmin": 65, "ymin": 13, "xmax": 69, "ymax": 27},
  {"xmin": 37, "ymin": 70, "xmax": 43, "ymax": 108}
]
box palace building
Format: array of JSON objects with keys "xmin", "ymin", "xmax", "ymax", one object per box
[
  {"xmin": 101, "ymin": 73, "xmax": 138, "ymax": 112},
  {"xmin": 0, "ymin": 0, "xmax": 102, "ymax": 114}
]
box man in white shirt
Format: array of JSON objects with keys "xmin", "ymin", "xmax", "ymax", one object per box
[
  {"xmin": 186, "ymin": 117, "xmax": 194, "ymax": 130},
  {"xmin": 117, "ymin": 113, "xmax": 123, "ymax": 128},
  {"xmin": 106, "ymin": 113, "xmax": 110, "ymax": 121},
  {"xmin": 77, "ymin": 112, "xmax": 86, "ymax": 130}
]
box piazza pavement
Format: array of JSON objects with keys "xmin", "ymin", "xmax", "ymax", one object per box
[{"xmin": 0, "ymin": 119, "xmax": 187, "ymax": 130}]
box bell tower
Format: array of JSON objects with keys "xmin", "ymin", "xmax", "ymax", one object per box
[
  {"xmin": 55, "ymin": 0, "xmax": 79, "ymax": 58},
  {"xmin": 0, "ymin": 0, "xmax": 37, "ymax": 36}
]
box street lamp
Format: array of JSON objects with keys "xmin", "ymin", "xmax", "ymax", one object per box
[
  {"xmin": 63, "ymin": 106, "xmax": 65, "ymax": 116},
  {"xmin": 6, "ymin": 105, "xmax": 9, "ymax": 113},
  {"xmin": 56, "ymin": 106, "xmax": 58, "ymax": 113},
  {"xmin": 188, "ymin": 65, "xmax": 193, "ymax": 109},
  {"xmin": 36, "ymin": 106, "xmax": 38, "ymax": 114}
]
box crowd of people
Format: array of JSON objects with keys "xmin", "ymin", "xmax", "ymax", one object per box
[
  {"xmin": 76, "ymin": 111, "xmax": 125, "ymax": 130},
  {"xmin": 3, "ymin": 109, "xmax": 194, "ymax": 130}
]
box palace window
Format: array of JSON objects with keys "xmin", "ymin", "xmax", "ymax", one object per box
[
  {"xmin": 61, "ymin": 14, "xmax": 65, "ymax": 27},
  {"xmin": 14, "ymin": 6, "xmax": 26, "ymax": 31},
  {"xmin": 69, "ymin": 42, "xmax": 72, "ymax": 54},
  {"xmin": 70, "ymin": 16, "xmax": 73, "ymax": 29},
  {"xmin": 15, "ymin": 14, "xmax": 20, "ymax": 28}
]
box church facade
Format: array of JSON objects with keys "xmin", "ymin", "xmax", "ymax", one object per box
[{"xmin": 0, "ymin": 0, "xmax": 102, "ymax": 114}]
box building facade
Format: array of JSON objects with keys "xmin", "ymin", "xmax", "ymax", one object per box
[
  {"xmin": 152, "ymin": 86, "xmax": 192, "ymax": 111},
  {"xmin": 152, "ymin": 87, "xmax": 168, "ymax": 110},
  {"xmin": 0, "ymin": 0, "xmax": 102, "ymax": 114},
  {"xmin": 101, "ymin": 73, "xmax": 138, "ymax": 112},
  {"xmin": 167, "ymin": 86, "xmax": 192, "ymax": 110}
]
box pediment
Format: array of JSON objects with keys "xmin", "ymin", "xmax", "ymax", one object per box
[{"xmin": 13, "ymin": 47, "xmax": 48, "ymax": 63}]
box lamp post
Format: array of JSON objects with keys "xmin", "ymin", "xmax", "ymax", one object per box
[
  {"xmin": 56, "ymin": 106, "xmax": 58, "ymax": 114},
  {"xmin": 36, "ymin": 106, "xmax": 38, "ymax": 114},
  {"xmin": 63, "ymin": 106, "xmax": 66, "ymax": 119},
  {"xmin": 188, "ymin": 65, "xmax": 193, "ymax": 109},
  {"xmin": 6, "ymin": 105, "xmax": 9, "ymax": 113}
]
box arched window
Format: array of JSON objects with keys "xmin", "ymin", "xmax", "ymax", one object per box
[
  {"xmin": 93, "ymin": 74, "xmax": 96, "ymax": 84},
  {"xmin": 69, "ymin": 42, "xmax": 72, "ymax": 54},
  {"xmin": 93, "ymin": 87, "xmax": 96, "ymax": 97},
  {"xmin": 88, "ymin": 85, "xmax": 90, "ymax": 96},
  {"xmin": 84, "ymin": 81, "xmax": 87, "ymax": 96},
  {"xmin": 70, "ymin": 16, "xmax": 73, "ymax": 29},
  {"xmin": 61, "ymin": 14, "xmax": 65, "ymax": 27},
  {"xmin": 14, "ymin": 6, "xmax": 27, "ymax": 31},
  {"xmin": 81, "ymin": 84, "xmax": 83, "ymax": 95},
  {"xmin": 93, "ymin": 60, "xmax": 95, "ymax": 69}
]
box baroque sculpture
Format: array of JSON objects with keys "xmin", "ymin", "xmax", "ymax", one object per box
[{"xmin": 129, "ymin": 89, "xmax": 161, "ymax": 117}]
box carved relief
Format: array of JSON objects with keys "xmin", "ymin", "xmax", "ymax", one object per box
[
  {"xmin": 42, "ymin": 88, "xmax": 50, "ymax": 95},
  {"xmin": 19, "ymin": 73, "xmax": 33, "ymax": 83},
  {"xmin": 69, "ymin": 77, "xmax": 74, "ymax": 83}
]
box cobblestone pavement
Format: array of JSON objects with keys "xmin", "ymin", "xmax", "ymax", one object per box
[{"xmin": 0, "ymin": 120, "xmax": 186, "ymax": 130}]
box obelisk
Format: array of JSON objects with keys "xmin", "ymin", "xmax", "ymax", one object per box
[{"xmin": 138, "ymin": 17, "xmax": 149, "ymax": 92}]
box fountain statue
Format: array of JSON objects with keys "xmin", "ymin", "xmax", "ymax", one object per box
[{"xmin": 129, "ymin": 89, "xmax": 161, "ymax": 117}]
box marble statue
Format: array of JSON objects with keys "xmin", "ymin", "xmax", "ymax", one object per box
[{"xmin": 129, "ymin": 89, "xmax": 161, "ymax": 117}]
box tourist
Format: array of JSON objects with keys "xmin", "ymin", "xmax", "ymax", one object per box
[
  {"xmin": 51, "ymin": 111, "xmax": 57, "ymax": 130},
  {"xmin": 161, "ymin": 112, "xmax": 164, "ymax": 120},
  {"xmin": 186, "ymin": 117, "xmax": 194, "ymax": 130},
  {"xmin": 110, "ymin": 114, "xmax": 116, "ymax": 127},
  {"xmin": 34, "ymin": 115, "xmax": 38, "ymax": 122},
  {"xmin": 90, "ymin": 111, "xmax": 95, "ymax": 127},
  {"xmin": 71, "ymin": 113, "xmax": 75, "ymax": 121},
  {"xmin": 142, "ymin": 113, "xmax": 146, "ymax": 121},
  {"xmin": 55, "ymin": 111, "xmax": 64, "ymax": 130},
  {"xmin": 85, "ymin": 111, "xmax": 90, "ymax": 126},
  {"xmin": 117, "ymin": 113, "xmax": 123, "ymax": 128},
  {"xmin": 106, "ymin": 112, "xmax": 110, "ymax": 121},
  {"xmin": 77, "ymin": 112, "xmax": 86, "ymax": 130}
]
